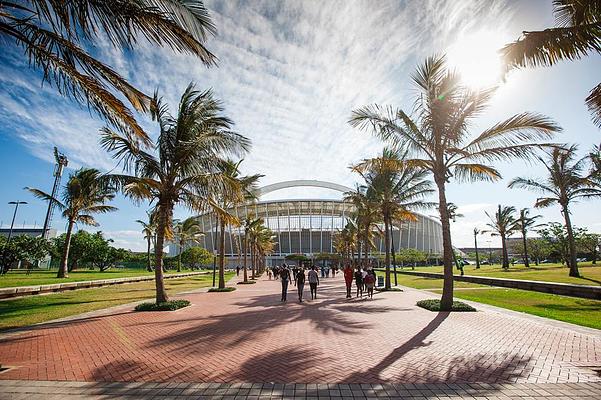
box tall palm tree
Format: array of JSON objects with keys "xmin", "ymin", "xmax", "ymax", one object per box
[
  {"xmin": 27, "ymin": 168, "xmax": 116, "ymax": 278},
  {"xmin": 333, "ymin": 221, "xmax": 358, "ymax": 266},
  {"xmin": 102, "ymin": 83, "xmax": 250, "ymax": 303},
  {"xmin": 212, "ymin": 159, "xmax": 262, "ymax": 288},
  {"xmin": 349, "ymin": 55, "xmax": 560, "ymax": 309},
  {"xmin": 501, "ymin": 0, "xmax": 601, "ymax": 127},
  {"xmin": 136, "ymin": 211, "xmax": 156, "ymax": 272},
  {"xmin": 241, "ymin": 215, "xmax": 262, "ymax": 283},
  {"xmin": 352, "ymin": 148, "xmax": 435, "ymax": 289},
  {"xmin": 515, "ymin": 208, "xmax": 545, "ymax": 268},
  {"xmin": 2, "ymin": 0, "xmax": 217, "ymax": 141},
  {"xmin": 173, "ymin": 217, "xmax": 203, "ymax": 272},
  {"xmin": 485, "ymin": 205, "xmax": 518, "ymax": 270},
  {"xmin": 509, "ymin": 145, "xmax": 601, "ymax": 277}
]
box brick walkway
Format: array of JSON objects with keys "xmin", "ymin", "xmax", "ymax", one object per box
[{"xmin": 1, "ymin": 273, "xmax": 600, "ymax": 396}]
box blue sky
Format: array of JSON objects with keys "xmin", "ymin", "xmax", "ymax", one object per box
[{"xmin": 0, "ymin": 0, "xmax": 599, "ymax": 250}]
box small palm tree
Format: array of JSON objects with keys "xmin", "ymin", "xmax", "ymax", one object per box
[
  {"xmin": 515, "ymin": 208, "xmax": 545, "ymax": 268},
  {"xmin": 352, "ymin": 148, "xmax": 435, "ymax": 289},
  {"xmin": 509, "ymin": 145, "xmax": 601, "ymax": 277},
  {"xmin": 173, "ymin": 217, "xmax": 203, "ymax": 272},
  {"xmin": 27, "ymin": 168, "xmax": 116, "ymax": 278},
  {"xmin": 102, "ymin": 83, "xmax": 250, "ymax": 303},
  {"xmin": 2, "ymin": 1, "xmax": 217, "ymax": 140},
  {"xmin": 349, "ymin": 55, "xmax": 560, "ymax": 310},
  {"xmin": 136, "ymin": 211, "xmax": 157, "ymax": 272},
  {"xmin": 485, "ymin": 205, "xmax": 518, "ymax": 270},
  {"xmin": 501, "ymin": 1, "xmax": 601, "ymax": 127}
]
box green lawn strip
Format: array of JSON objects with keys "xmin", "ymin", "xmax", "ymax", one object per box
[
  {"xmin": 0, "ymin": 269, "xmax": 209, "ymax": 288},
  {"xmin": 440, "ymin": 288, "xmax": 601, "ymax": 331},
  {"xmin": 405, "ymin": 262, "xmax": 601, "ymax": 286},
  {"xmin": 0, "ymin": 272, "xmax": 234, "ymax": 331}
]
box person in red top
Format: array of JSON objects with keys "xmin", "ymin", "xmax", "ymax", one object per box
[{"xmin": 343, "ymin": 264, "xmax": 354, "ymax": 299}]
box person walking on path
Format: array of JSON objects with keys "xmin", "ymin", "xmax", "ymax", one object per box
[
  {"xmin": 236, "ymin": 266, "xmax": 240, "ymax": 276},
  {"xmin": 365, "ymin": 271, "xmax": 375, "ymax": 299},
  {"xmin": 280, "ymin": 265, "xmax": 291, "ymax": 302},
  {"xmin": 354, "ymin": 267, "xmax": 363, "ymax": 297},
  {"xmin": 343, "ymin": 265, "xmax": 354, "ymax": 298},
  {"xmin": 296, "ymin": 268, "xmax": 306, "ymax": 302},
  {"xmin": 308, "ymin": 265, "xmax": 319, "ymax": 300}
]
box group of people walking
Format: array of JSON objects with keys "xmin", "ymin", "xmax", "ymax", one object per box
[{"xmin": 270, "ymin": 263, "xmax": 378, "ymax": 303}]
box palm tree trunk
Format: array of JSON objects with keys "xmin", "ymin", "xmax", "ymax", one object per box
[
  {"xmin": 243, "ymin": 234, "xmax": 249, "ymax": 282},
  {"xmin": 435, "ymin": 176, "xmax": 454, "ymax": 311},
  {"xmin": 146, "ymin": 237, "xmax": 152, "ymax": 272},
  {"xmin": 251, "ymin": 241, "xmax": 255, "ymax": 279},
  {"xmin": 562, "ymin": 204, "xmax": 580, "ymax": 277},
  {"xmin": 58, "ymin": 219, "xmax": 75, "ymax": 278},
  {"xmin": 522, "ymin": 227, "xmax": 530, "ymax": 268},
  {"xmin": 474, "ymin": 233, "xmax": 480, "ymax": 269},
  {"xmin": 383, "ymin": 214, "xmax": 391, "ymax": 289},
  {"xmin": 153, "ymin": 203, "xmax": 170, "ymax": 303},
  {"xmin": 501, "ymin": 233, "xmax": 509, "ymax": 269},
  {"xmin": 218, "ymin": 219, "xmax": 226, "ymax": 289},
  {"xmin": 177, "ymin": 240, "xmax": 182, "ymax": 272}
]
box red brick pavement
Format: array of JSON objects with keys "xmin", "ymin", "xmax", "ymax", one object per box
[{"xmin": 0, "ymin": 274, "xmax": 600, "ymax": 384}]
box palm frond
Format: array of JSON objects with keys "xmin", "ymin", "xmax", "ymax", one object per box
[
  {"xmin": 452, "ymin": 163, "xmax": 502, "ymax": 182},
  {"xmin": 585, "ymin": 82, "xmax": 601, "ymax": 127}
]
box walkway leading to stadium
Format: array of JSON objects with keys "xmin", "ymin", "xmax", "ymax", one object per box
[{"xmin": 0, "ymin": 273, "xmax": 600, "ymax": 398}]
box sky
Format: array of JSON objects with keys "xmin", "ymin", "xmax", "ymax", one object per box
[{"xmin": 0, "ymin": 0, "xmax": 599, "ymax": 251}]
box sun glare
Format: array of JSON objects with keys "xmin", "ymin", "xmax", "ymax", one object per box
[{"xmin": 446, "ymin": 31, "xmax": 506, "ymax": 89}]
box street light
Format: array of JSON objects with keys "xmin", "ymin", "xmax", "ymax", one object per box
[{"xmin": 1, "ymin": 201, "xmax": 27, "ymax": 273}]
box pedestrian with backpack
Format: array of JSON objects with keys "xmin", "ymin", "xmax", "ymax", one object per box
[
  {"xmin": 307, "ymin": 265, "xmax": 319, "ymax": 300},
  {"xmin": 280, "ymin": 265, "xmax": 291, "ymax": 302},
  {"xmin": 296, "ymin": 268, "xmax": 306, "ymax": 302}
]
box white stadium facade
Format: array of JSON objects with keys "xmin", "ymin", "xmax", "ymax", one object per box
[{"xmin": 169, "ymin": 180, "xmax": 443, "ymax": 266}]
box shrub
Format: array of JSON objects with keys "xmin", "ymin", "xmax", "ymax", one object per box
[
  {"xmin": 237, "ymin": 281, "xmax": 256, "ymax": 285},
  {"xmin": 416, "ymin": 299, "xmax": 476, "ymax": 312},
  {"xmin": 134, "ymin": 299, "xmax": 190, "ymax": 311},
  {"xmin": 208, "ymin": 287, "xmax": 236, "ymax": 292}
]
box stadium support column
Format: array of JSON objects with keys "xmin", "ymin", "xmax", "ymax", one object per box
[
  {"xmin": 287, "ymin": 202, "xmax": 292, "ymax": 255},
  {"xmin": 330, "ymin": 202, "xmax": 334, "ymax": 253},
  {"xmin": 320, "ymin": 201, "xmax": 323, "ymax": 254}
]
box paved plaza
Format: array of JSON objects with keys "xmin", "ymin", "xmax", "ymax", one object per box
[{"xmin": 0, "ymin": 274, "xmax": 600, "ymax": 398}]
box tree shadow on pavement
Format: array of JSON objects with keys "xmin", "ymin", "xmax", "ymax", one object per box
[
  {"xmin": 235, "ymin": 348, "xmax": 331, "ymax": 383},
  {"xmin": 344, "ymin": 312, "xmax": 449, "ymax": 382}
]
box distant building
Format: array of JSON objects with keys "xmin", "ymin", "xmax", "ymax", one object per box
[{"xmin": 0, "ymin": 227, "xmax": 57, "ymax": 269}]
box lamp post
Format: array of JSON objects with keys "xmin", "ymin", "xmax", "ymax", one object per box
[{"xmin": 2, "ymin": 201, "xmax": 27, "ymax": 273}]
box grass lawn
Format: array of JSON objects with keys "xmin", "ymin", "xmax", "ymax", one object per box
[
  {"xmin": 0, "ymin": 268, "xmax": 209, "ymax": 288},
  {"xmin": 389, "ymin": 272, "xmax": 601, "ymax": 330},
  {"xmin": 0, "ymin": 272, "xmax": 234, "ymax": 331},
  {"xmin": 406, "ymin": 262, "xmax": 601, "ymax": 286}
]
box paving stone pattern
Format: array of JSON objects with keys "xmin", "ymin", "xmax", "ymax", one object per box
[
  {"xmin": 1, "ymin": 380, "xmax": 601, "ymax": 399},
  {"xmin": 0, "ymin": 273, "xmax": 600, "ymax": 388}
]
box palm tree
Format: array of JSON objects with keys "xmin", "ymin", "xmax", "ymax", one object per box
[
  {"xmin": 349, "ymin": 55, "xmax": 560, "ymax": 310},
  {"xmin": 344, "ymin": 185, "xmax": 381, "ymax": 266},
  {"xmin": 501, "ymin": 1, "xmax": 601, "ymax": 127},
  {"xmin": 241, "ymin": 216, "xmax": 262, "ymax": 283},
  {"xmin": 509, "ymin": 145, "xmax": 601, "ymax": 277},
  {"xmin": 212, "ymin": 159, "xmax": 262, "ymax": 288},
  {"xmin": 2, "ymin": 1, "xmax": 217, "ymax": 141},
  {"xmin": 173, "ymin": 217, "xmax": 203, "ymax": 272},
  {"xmin": 333, "ymin": 221, "xmax": 358, "ymax": 266},
  {"xmin": 352, "ymin": 148, "xmax": 435, "ymax": 289},
  {"xmin": 27, "ymin": 168, "xmax": 116, "ymax": 278},
  {"xmin": 515, "ymin": 208, "xmax": 545, "ymax": 268},
  {"xmin": 102, "ymin": 83, "xmax": 250, "ymax": 303},
  {"xmin": 485, "ymin": 205, "xmax": 518, "ymax": 270},
  {"xmin": 136, "ymin": 211, "xmax": 156, "ymax": 272},
  {"xmin": 473, "ymin": 228, "xmax": 482, "ymax": 269}
]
